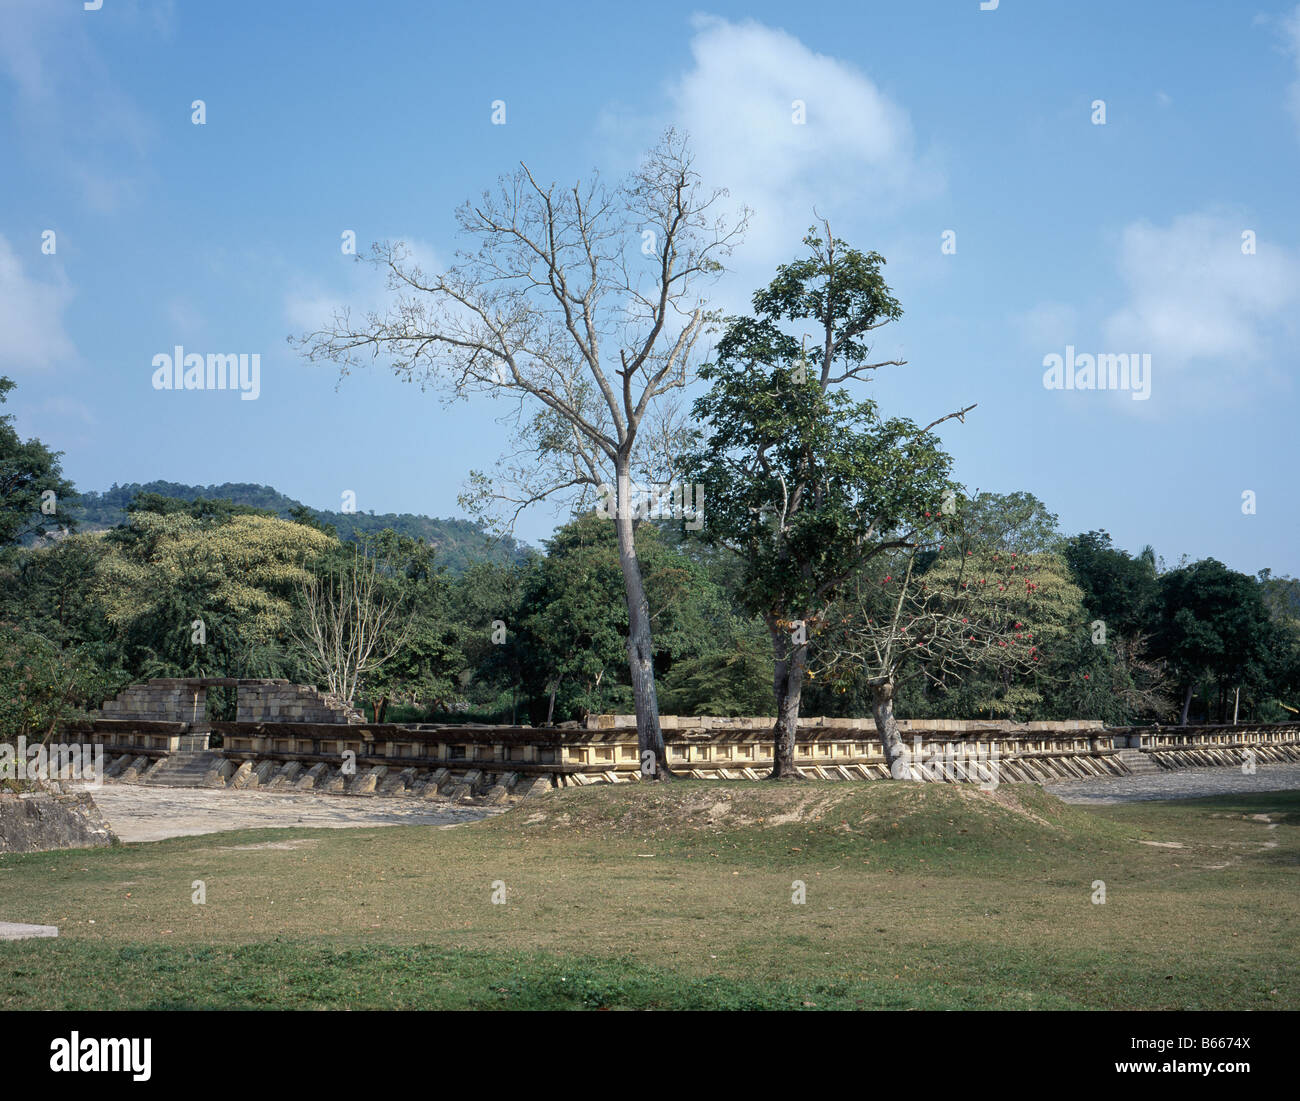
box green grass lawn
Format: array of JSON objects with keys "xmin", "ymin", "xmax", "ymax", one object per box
[{"xmin": 1, "ymin": 781, "xmax": 1295, "ymax": 1010}]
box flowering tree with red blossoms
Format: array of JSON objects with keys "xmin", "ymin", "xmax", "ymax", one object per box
[{"xmin": 811, "ymin": 504, "xmax": 1085, "ymax": 777}]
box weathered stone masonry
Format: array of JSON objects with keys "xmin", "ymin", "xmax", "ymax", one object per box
[
  {"xmin": 66, "ymin": 678, "xmax": 1300, "ymax": 804},
  {"xmin": 99, "ymin": 678, "xmax": 363, "ymax": 725}
]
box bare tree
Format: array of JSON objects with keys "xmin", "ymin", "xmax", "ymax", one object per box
[
  {"xmin": 290, "ymin": 545, "xmax": 411, "ymax": 706},
  {"xmin": 294, "ymin": 130, "xmax": 746, "ymax": 775}
]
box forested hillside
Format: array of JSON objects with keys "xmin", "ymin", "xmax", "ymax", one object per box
[{"xmin": 71, "ymin": 481, "xmax": 529, "ymax": 573}]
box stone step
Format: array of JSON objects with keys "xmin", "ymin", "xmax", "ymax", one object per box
[
  {"xmin": 1114, "ymin": 748, "xmax": 1162, "ymax": 775},
  {"xmin": 141, "ymin": 752, "xmax": 224, "ymax": 788}
]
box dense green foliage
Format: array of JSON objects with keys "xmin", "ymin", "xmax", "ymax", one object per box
[
  {"xmin": 1, "ymin": 318, "xmax": 1297, "ymax": 735},
  {"xmin": 0, "ymin": 377, "xmax": 77, "ymax": 547}
]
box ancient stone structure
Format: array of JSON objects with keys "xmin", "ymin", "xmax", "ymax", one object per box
[
  {"xmin": 98, "ymin": 679, "xmax": 211, "ymax": 724},
  {"xmin": 96, "ymin": 678, "xmax": 362, "ymax": 727},
  {"xmin": 235, "ymin": 680, "xmax": 363, "ymax": 724},
  {"xmin": 64, "ymin": 677, "xmax": 1300, "ymax": 804},
  {"xmin": 0, "ymin": 790, "xmax": 118, "ymax": 854}
]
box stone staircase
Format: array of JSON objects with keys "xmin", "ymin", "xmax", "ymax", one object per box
[
  {"xmin": 141, "ymin": 751, "xmax": 224, "ymax": 789},
  {"xmin": 1113, "ymin": 747, "xmax": 1162, "ymax": 776}
]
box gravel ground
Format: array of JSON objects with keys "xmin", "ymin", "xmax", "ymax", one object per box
[
  {"xmin": 1044, "ymin": 762, "xmax": 1300, "ymax": 804},
  {"xmin": 71, "ymin": 783, "xmax": 502, "ymax": 842}
]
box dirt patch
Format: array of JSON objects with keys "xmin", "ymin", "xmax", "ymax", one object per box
[
  {"xmin": 71, "ymin": 783, "xmax": 501, "ymax": 842},
  {"xmin": 213, "ymin": 839, "xmax": 323, "ymax": 853}
]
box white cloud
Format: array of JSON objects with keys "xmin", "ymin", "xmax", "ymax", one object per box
[
  {"xmin": 284, "ymin": 238, "xmax": 445, "ymax": 335},
  {"xmin": 0, "ymin": 235, "xmax": 77, "ymax": 373},
  {"xmin": 1102, "ymin": 213, "xmax": 1300, "ymax": 384},
  {"xmin": 1019, "ymin": 213, "xmax": 1299, "ymax": 413},
  {"xmin": 608, "ymin": 15, "xmax": 941, "ymax": 275},
  {"xmin": 0, "ymin": 0, "xmax": 154, "ymax": 210}
]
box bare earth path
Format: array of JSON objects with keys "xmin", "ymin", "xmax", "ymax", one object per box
[
  {"xmin": 1044, "ymin": 762, "xmax": 1300, "ymax": 804},
  {"xmin": 74, "ymin": 783, "xmax": 501, "ymax": 842}
]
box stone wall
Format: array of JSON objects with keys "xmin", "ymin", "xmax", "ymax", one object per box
[
  {"xmin": 235, "ymin": 680, "xmax": 364, "ymax": 724},
  {"xmin": 79, "ymin": 715, "xmax": 1149, "ymax": 796},
  {"xmin": 71, "ymin": 704, "xmax": 1300, "ymax": 802},
  {"xmin": 97, "ymin": 679, "xmax": 211, "ymax": 724},
  {"xmin": 92, "ymin": 678, "xmax": 364, "ymax": 726},
  {"xmin": 0, "ymin": 791, "xmax": 118, "ymax": 854}
]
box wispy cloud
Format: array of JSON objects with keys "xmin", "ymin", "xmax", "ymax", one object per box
[
  {"xmin": 284, "ymin": 238, "xmax": 446, "ymax": 337},
  {"xmin": 0, "ymin": 234, "xmax": 77, "ymax": 374},
  {"xmin": 0, "ymin": 0, "xmax": 157, "ymax": 210},
  {"xmin": 1103, "ymin": 212, "xmax": 1299, "ymax": 385},
  {"xmin": 603, "ymin": 15, "xmax": 941, "ymax": 276}
]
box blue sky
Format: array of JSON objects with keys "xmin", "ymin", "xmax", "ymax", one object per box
[{"xmin": 1, "ymin": 0, "xmax": 1297, "ymax": 573}]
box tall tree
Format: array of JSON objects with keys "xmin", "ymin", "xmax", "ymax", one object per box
[
  {"xmin": 0, "ymin": 376, "xmax": 78, "ymax": 548},
  {"xmin": 684, "ymin": 365, "xmax": 961, "ymax": 774},
  {"xmin": 294, "ymin": 131, "xmax": 746, "ymax": 776},
  {"xmin": 681, "ymin": 230, "xmax": 969, "ymax": 777},
  {"xmin": 1156, "ymin": 559, "xmax": 1274, "ymax": 724},
  {"xmin": 1064, "ymin": 530, "xmax": 1159, "ymax": 640}
]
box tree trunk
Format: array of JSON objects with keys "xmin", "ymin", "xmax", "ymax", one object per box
[
  {"xmin": 1232, "ymin": 685, "xmax": 1240, "ymax": 726},
  {"xmin": 872, "ymin": 680, "xmax": 918, "ymax": 780},
  {"xmin": 614, "ymin": 465, "xmax": 670, "ymax": 778},
  {"xmin": 545, "ymin": 678, "xmax": 560, "ymax": 725},
  {"xmin": 767, "ymin": 618, "xmax": 806, "ymax": 779},
  {"xmin": 1179, "ymin": 682, "xmax": 1193, "ymax": 726}
]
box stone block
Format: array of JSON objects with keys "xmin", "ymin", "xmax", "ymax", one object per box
[{"xmin": 0, "ymin": 923, "xmax": 58, "ymax": 940}]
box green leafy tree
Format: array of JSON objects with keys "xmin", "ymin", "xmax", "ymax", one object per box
[
  {"xmin": 448, "ymin": 558, "xmax": 533, "ymax": 722},
  {"xmin": 658, "ymin": 620, "xmax": 773, "ymax": 716},
  {"xmin": 0, "ymin": 376, "xmax": 78, "ymax": 548},
  {"xmin": 0, "ymin": 626, "xmax": 113, "ymax": 756},
  {"xmin": 510, "ymin": 513, "xmax": 733, "ymax": 723},
  {"xmin": 683, "ymin": 250, "xmax": 971, "ymax": 773},
  {"xmin": 681, "ymin": 229, "xmax": 971, "ymax": 776},
  {"xmin": 1256, "ymin": 570, "xmax": 1300, "ymax": 718},
  {"xmin": 959, "ymin": 491, "xmax": 1063, "ymax": 555},
  {"xmin": 359, "ymin": 532, "xmax": 470, "ymax": 717},
  {"xmin": 1156, "ymin": 559, "xmax": 1275, "ymax": 724},
  {"xmin": 1064, "ymin": 530, "xmax": 1159, "ymax": 641},
  {"xmin": 95, "ymin": 510, "xmax": 337, "ymax": 686}
]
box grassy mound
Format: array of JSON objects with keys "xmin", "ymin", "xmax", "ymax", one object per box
[{"xmin": 491, "ymin": 779, "xmax": 1131, "ymax": 871}]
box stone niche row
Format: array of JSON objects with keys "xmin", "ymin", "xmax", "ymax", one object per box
[{"xmin": 102, "ymin": 751, "xmax": 549, "ymax": 805}]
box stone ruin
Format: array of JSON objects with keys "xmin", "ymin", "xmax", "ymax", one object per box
[
  {"xmin": 98, "ymin": 678, "xmax": 364, "ymax": 726},
  {"xmin": 66, "ymin": 678, "xmax": 1300, "ymax": 806}
]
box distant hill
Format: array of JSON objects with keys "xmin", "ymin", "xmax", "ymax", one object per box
[{"xmin": 70, "ymin": 481, "xmax": 530, "ymax": 572}]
